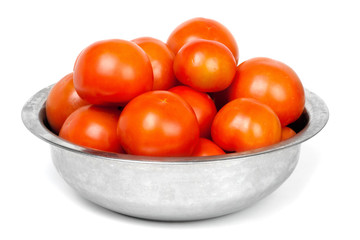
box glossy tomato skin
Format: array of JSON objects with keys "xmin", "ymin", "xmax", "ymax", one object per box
[
  {"xmin": 281, "ymin": 127, "xmax": 296, "ymax": 140},
  {"xmin": 132, "ymin": 37, "xmax": 177, "ymax": 90},
  {"xmin": 192, "ymin": 138, "xmax": 225, "ymax": 156},
  {"xmin": 227, "ymin": 57, "xmax": 305, "ymax": 126},
  {"xmin": 46, "ymin": 73, "xmax": 89, "ymax": 134},
  {"xmin": 73, "ymin": 39, "xmax": 153, "ymax": 106},
  {"xmin": 167, "ymin": 17, "xmax": 239, "ymax": 62},
  {"xmin": 169, "ymin": 85, "xmax": 217, "ymax": 138},
  {"xmin": 59, "ymin": 105, "xmax": 123, "ymax": 153},
  {"xmin": 173, "ymin": 39, "xmax": 236, "ymax": 92},
  {"xmin": 211, "ymin": 98, "xmax": 281, "ymax": 152},
  {"xmin": 117, "ymin": 91, "xmax": 200, "ymax": 157}
]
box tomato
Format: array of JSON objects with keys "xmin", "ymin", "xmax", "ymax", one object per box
[
  {"xmin": 192, "ymin": 138, "xmax": 225, "ymax": 156},
  {"xmin": 167, "ymin": 17, "xmax": 239, "ymax": 62},
  {"xmin": 59, "ymin": 105, "xmax": 123, "ymax": 153},
  {"xmin": 281, "ymin": 127, "xmax": 296, "ymax": 141},
  {"xmin": 227, "ymin": 57, "xmax": 305, "ymax": 126},
  {"xmin": 73, "ymin": 39, "xmax": 153, "ymax": 106},
  {"xmin": 173, "ymin": 39, "xmax": 236, "ymax": 92},
  {"xmin": 132, "ymin": 37, "xmax": 177, "ymax": 90},
  {"xmin": 169, "ymin": 85, "xmax": 217, "ymax": 138},
  {"xmin": 211, "ymin": 98, "xmax": 281, "ymax": 152},
  {"xmin": 117, "ymin": 91, "xmax": 200, "ymax": 157},
  {"xmin": 46, "ymin": 73, "xmax": 89, "ymax": 134}
]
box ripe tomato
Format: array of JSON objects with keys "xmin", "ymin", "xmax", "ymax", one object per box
[
  {"xmin": 73, "ymin": 39, "xmax": 153, "ymax": 106},
  {"xmin": 173, "ymin": 39, "xmax": 236, "ymax": 92},
  {"xmin": 211, "ymin": 98, "xmax": 281, "ymax": 152},
  {"xmin": 59, "ymin": 105, "xmax": 123, "ymax": 153},
  {"xmin": 132, "ymin": 37, "xmax": 177, "ymax": 90},
  {"xmin": 167, "ymin": 17, "xmax": 239, "ymax": 62},
  {"xmin": 192, "ymin": 138, "xmax": 225, "ymax": 157},
  {"xmin": 169, "ymin": 85, "xmax": 217, "ymax": 138},
  {"xmin": 281, "ymin": 127, "xmax": 296, "ymax": 140},
  {"xmin": 117, "ymin": 91, "xmax": 200, "ymax": 157},
  {"xmin": 227, "ymin": 57, "xmax": 305, "ymax": 126},
  {"xmin": 46, "ymin": 73, "xmax": 89, "ymax": 134}
]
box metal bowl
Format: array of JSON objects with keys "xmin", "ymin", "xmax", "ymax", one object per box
[{"xmin": 21, "ymin": 86, "xmax": 328, "ymax": 221}]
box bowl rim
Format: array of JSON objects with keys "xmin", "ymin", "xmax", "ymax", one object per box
[{"xmin": 21, "ymin": 85, "xmax": 329, "ymax": 164}]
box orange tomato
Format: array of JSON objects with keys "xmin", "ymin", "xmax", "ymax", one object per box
[
  {"xmin": 169, "ymin": 86, "xmax": 217, "ymax": 138},
  {"xmin": 46, "ymin": 73, "xmax": 89, "ymax": 134},
  {"xmin": 59, "ymin": 105, "xmax": 123, "ymax": 153},
  {"xmin": 167, "ymin": 17, "xmax": 239, "ymax": 62},
  {"xmin": 192, "ymin": 138, "xmax": 225, "ymax": 156},
  {"xmin": 211, "ymin": 98, "xmax": 282, "ymax": 152},
  {"xmin": 173, "ymin": 39, "xmax": 236, "ymax": 92},
  {"xmin": 117, "ymin": 91, "xmax": 200, "ymax": 157},
  {"xmin": 132, "ymin": 37, "xmax": 177, "ymax": 90},
  {"xmin": 281, "ymin": 127, "xmax": 296, "ymax": 140},
  {"xmin": 73, "ymin": 39, "xmax": 153, "ymax": 106},
  {"xmin": 227, "ymin": 57, "xmax": 305, "ymax": 126}
]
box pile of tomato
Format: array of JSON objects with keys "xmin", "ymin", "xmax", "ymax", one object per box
[{"xmin": 46, "ymin": 17, "xmax": 305, "ymax": 157}]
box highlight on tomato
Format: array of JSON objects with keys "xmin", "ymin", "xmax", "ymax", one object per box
[
  {"xmin": 211, "ymin": 98, "xmax": 282, "ymax": 152},
  {"xmin": 132, "ymin": 37, "xmax": 177, "ymax": 90},
  {"xmin": 227, "ymin": 57, "xmax": 305, "ymax": 127},
  {"xmin": 46, "ymin": 17, "xmax": 306, "ymax": 158},
  {"xmin": 117, "ymin": 91, "xmax": 200, "ymax": 157},
  {"xmin": 59, "ymin": 105, "xmax": 123, "ymax": 153},
  {"xmin": 73, "ymin": 39, "xmax": 153, "ymax": 106},
  {"xmin": 169, "ymin": 85, "xmax": 217, "ymax": 138},
  {"xmin": 46, "ymin": 73, "xmax": 89, "ymax": 134},
  {"xmin": 167, "ymin": 17, "xmax": 239, "ymax": 62},
  {"xmin": 173, "ymin": 39, "xmax": 236, "ymax": 92}
]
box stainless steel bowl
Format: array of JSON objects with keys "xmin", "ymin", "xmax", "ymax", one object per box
[{"xmin": 21, "ymin": 86, "xmax": 328, "ymax": 221}]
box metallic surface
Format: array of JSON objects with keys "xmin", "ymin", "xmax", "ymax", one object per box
[{"xmin": 22, "ymin": 86, "xmax": 329, "ymax": 221}]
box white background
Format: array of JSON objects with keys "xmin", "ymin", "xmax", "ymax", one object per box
[{"xmin": 1, "ymin": 0, "xmax": 359, "ymax": 239}]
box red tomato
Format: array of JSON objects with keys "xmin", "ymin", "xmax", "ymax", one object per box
[
  {"xmin": 169, "ymin": 85, "xmax": 217, "ymax": 138},
  {"xmin": 46, "ymin": 73, "xmax": 89, "ymax": 134},
  {"xmin": 132, "ymin": 37, "xmax": 177, "ymax": 90},
  {"xmin": 211, "ymin": 98, "xmax": 281, "ymax": 152},
  {"xmin": 281, "ymin": 127, "xmax": 296, "ymax": 141},
  {"xmin": 117, "ymin": 91, "xmax": 200, "ymax": 157},
  {"xmin": 173, "ymin": 39, "xmax": 236, "ymax": 92},
  {"xmin": 192, "ymin": 138, "xmax": 225, "ymax": 156},
  {"xmin": 227, "ymin": 57, "xmax": 305, "ymax": 126},
  {"xmin": 167, "ymin": 17, "xmax": 239, "ymax": 62},
  {"xmin": 73, "ymin": 39, "xmax": 153, "ymax": 106},
  {"xmin": 59, "ymin": 105, "xmax": 123, "ymax": 153}
]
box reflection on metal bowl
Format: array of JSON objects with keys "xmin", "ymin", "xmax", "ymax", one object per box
[{"xmin": 22, "ymin": 86, "xmax": 328, "ymax": 221}]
